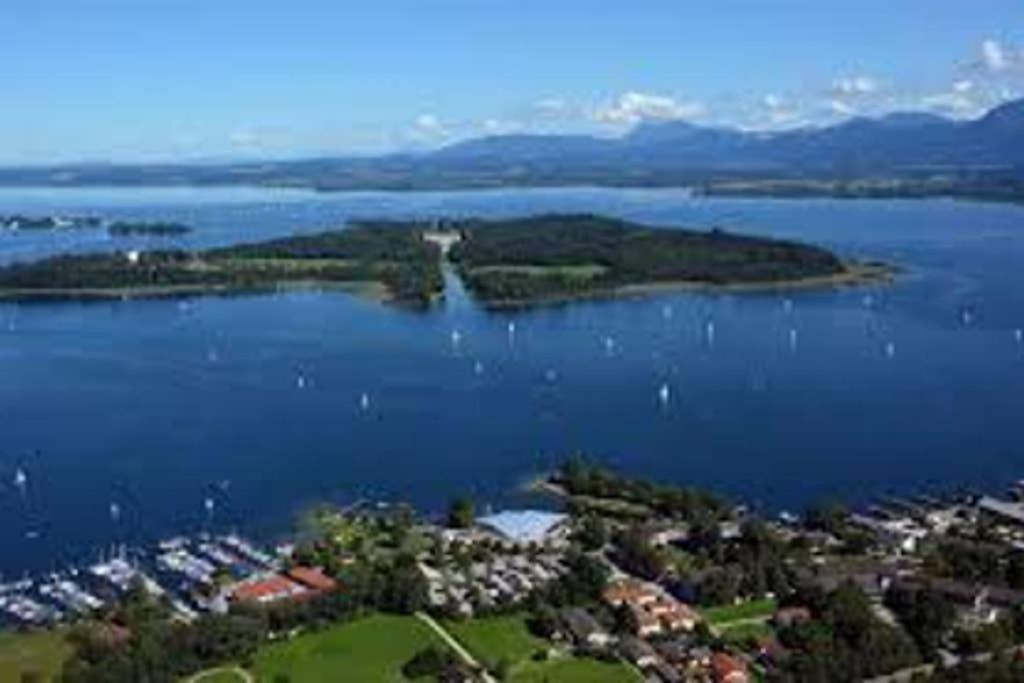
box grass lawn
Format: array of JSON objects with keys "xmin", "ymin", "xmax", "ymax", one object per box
[
  {"xmin": 443, "ymin": 614, "xmax": 640, "ymax": 683},
  {"xmin": 511, "ymin": 656, "xmax": 641, "ymax": 683},
  {"xmin": 720, "ymin": 621, "xmax": 775, "ymax": 643},
  {"xmin": 251, "ymin": 614, "xmax": 444, "ymax": 682},
  {"xmin": 0, "ymin": 630, "xmax": 71, "ymax": 683},
  {"xmin": 444, "ymin": 614, "xmax": 545, "ymax": 669},
  {"xmin": 702, "ymin": 598, "xmax": 777, "ymax": 626}
]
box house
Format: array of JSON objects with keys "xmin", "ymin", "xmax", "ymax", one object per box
[
  {"xmin": 651, "ymin": 660, "xmax": 683, "ymax": 683},
  {"xmin": 773, "ymin": 606, "xmax": 812, "ymax": 628},
  {"xmin": 711, "ymin": 652, "xmax": 749, "ymax": 683},
  {"xmin": 654, "ymin": 637, "xmax": 695, "ymax": 666},
  {"xmin": 603, "ymin": 579, "xmax": 659, "ymax": 607},
  {"xmin": 287, "ymin": 566, "xmax": 337, "ymax": 593},
  {"xmin": 656, "ymin": 601, "xmax": 700, "ymax": 632},
  {"xmin": 561, "ymin": 607, "xmax": 613, "ymax": 648},
  {"xmin": 630, "ymin": 604, "xmax": 663, "ymax": 637},
  {"xmin": 619, "ymin": 635, "xmax": 659, "ymax": 668},
  {"xmin": 231, "ymin": 575, "xmax": 308, "ymax": 604},
  {"xmin": 711, "ymin": 652, "xmax": 750, "ymax": 683}
]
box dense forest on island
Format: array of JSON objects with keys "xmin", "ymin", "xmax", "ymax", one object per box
[
  {"xmin": 0, "ymin": 223, "xmax": 444, "ymax": 306},
  {"xmin": 447, "ymin": 214, "xmax": 846, "ymax": 305},
  {"xmin": 0, "ymin": 214, "xmax": 852, "ymax": 309}
]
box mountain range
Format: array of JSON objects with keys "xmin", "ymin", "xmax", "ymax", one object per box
[{"xmin": 1, "ymin": 99, "xmax": 1023, "ymax": 192}]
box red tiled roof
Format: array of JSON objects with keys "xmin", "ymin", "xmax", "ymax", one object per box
[
  {"xmin": 711, "ymin": 653, "xmax": 748, "ymax": 683},
  {"xmin": 232, "ymin": 575, "xmax": 307, "ymax": 603},
  {"xmin": 288, "ymin": 566, "xmax": 338, "ymax": 592}
]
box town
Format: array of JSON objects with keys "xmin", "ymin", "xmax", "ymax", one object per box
[{"xmin": 5, "ymin": 462, "xmax": 1024, "ymax": 682}]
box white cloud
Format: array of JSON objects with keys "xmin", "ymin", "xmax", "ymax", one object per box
[
  {"xmin": 982, "ymin": 39, "xmax": 1009, "ymax": 71},
  {"xmin": 400, "ymin": 113, "xmax": 453, "ymax": 147},
  {"xmin": 534, "ymin": 98, "xmax": 569, "ymax": 115},
  {"xmin": 480, "ymin": 118, "xmax": 523, "ymax": 135},
  {"xmin": 414, "ymin": 114, "xmax": 442, "ymax": 131},
  {"xmin": 952, "ymin": 79, "xmax": 974, "ymax": 93},
  {"xmin": 832, "ymin": 75, "xmax": 878, "ymax": 96},
  {"xmin": 594, "ymin": 91, "xmax": 706, "ymax": 126},
  {"xmin": 829, "ymin": 99, "xmax": 856, "ymax": 116},
  {"xmin": 920, "ymin": 91, "xmax": 978, "ymax": 117}
]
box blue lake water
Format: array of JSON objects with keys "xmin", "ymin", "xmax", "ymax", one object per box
[{"xmin": 1, "ymin": 186, "xmax": 1023, "ymax": 573}]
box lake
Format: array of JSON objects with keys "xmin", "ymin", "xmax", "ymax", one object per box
[{"xmin": 1, "ymin": 186, "xmax": 1023, "ymax": 573}]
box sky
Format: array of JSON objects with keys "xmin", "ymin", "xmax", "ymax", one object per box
[{"xmin": 2, "ymin": 0, "xmax": 1023, "ymax": 163}]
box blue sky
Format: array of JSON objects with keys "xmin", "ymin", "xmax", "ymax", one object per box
[{"xmin": 2, "ymin": 1, "xmax": 1023, "ymax": 163}]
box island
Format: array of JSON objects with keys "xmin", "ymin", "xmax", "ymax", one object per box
[
  {"xmin": 444, "ymin": 214, "xmax": 891, "ymax": 308},
  {"xmin": 0, "ymin": 214, "xmax": 890, "ymax": 309},
  {"xmin": 107, "ymin": 220, "xmax": 193, "ymax": 236},
  {"xmin": 1, "ymin": 214, "xmax": 102, "ymax": 230},
  {"xmin": 0, "ymin": 222, "xmax": 444, "ymax": 307}
]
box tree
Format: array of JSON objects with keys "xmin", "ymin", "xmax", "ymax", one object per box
[
  {"xmin": 612, "ymin": 527, "xmax": 667, "ymax": 580},
  {"xmin": 574, "ymin": 514, "xmax": 609, "ymax": 551},
  {"xmin": 380, "ymin": 554, "xmax": 429, "ymax": 614},
  {"xmin": 447, "ymin": 496, "xmax": 476, "ymax": 529},
  {"xmin": 402, "ymin": 646, "xmax": 461, "ymax": 679},
  {"xmin": 885, "ymin": 585, "xmax": 956, "ymax": 660}
]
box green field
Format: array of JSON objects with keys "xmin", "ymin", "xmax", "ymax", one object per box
[
  {"xmin": 720, "ymin": 621, "xmax": 775, "ymax": 643},
  {"xmin": 511, "ymin": 656, "xmax": 641, "ymax": 683},
  {"xmin": 444, "ymin": 614, "xmax": 546, "ymax": 670},
  {"xmin": 444, "ymin": 614, "xmax": 640, "ymax": 683},
  {"xmin": 0, "ymin": 630, "xmax": 71, "ymax": 683},
  {"xmin": 251, "ymin": 615, "xmax": 444, "ymax": 682},
  {"xmin": 702, "ymin": 598, "xmax": 778, "ymax": 626}
]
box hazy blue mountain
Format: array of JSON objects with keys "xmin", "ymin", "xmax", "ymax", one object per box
[
  {"xmin": 0, "ymin": 99, "xmax": 1022, "ymax": 189},
  {"xmin": 423, "ymin": 98, "xmax": 1024, "ymax": 173}
]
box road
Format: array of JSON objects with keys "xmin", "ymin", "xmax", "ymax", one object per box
[
  {"xmin": 416, "ymin": 611, "xmax": 497, "ymax": 683},
  {"xmin": 186, "ymin": 665, "xmax": 255, "ymax": 683}
]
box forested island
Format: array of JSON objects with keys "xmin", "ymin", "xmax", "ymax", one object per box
[
  {"xmin": 444, "ymin": 214, "xmax": 886, "ymax": 308},
  {"xmin": 0, "ymin": 223, "xmax": 444, "ymax": 307},
  {"xmin": 0, "ymin": 214, "xmax": 887, "ymax": 309},
  {"xmin": 1, "ymin": 214, "xmax": 102, "ymax": 230},
  {"xmin": 107, "ymin": 221, "xmax": 193, "ymax": 236}
]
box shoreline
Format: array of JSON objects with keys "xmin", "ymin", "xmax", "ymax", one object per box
[
  {"xmin": 0, "ymin": 280, "xmax": 391, "ymax": 304},
  {"xmin": 476, "ymin": 261, "xmax": 898, "ymax": 311}
]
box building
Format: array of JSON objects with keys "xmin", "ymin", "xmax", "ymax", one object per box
[
  {"xmin": 288, "ymin": 566, "xmax": 337, "ymax": 593},
  {"xmin": 604, "ymin": 579, "xmax": 659, "ymax": 607},
  {"xmin": 619, "ymin": 635, "xmax": 659, "ymax": 668},
  {"xmin": 978, "ymin": 496, "xmax": 1024, "ymax": 527},
  {"xmin": 657, "ymin": 601, "xmax": 700, "ymax": 632},
  {"xmin": 773, "ymin": 606, "xmax": 812, "ymax": 628},
  {"xmin": 630, "ymin": 604, "xmax": 663, "ymax": 637},
  {"xmin": 231, "ymin": 575, "xmax": 308, "ymax": 604},
  {"xmin": 476, "ymin": 510, "xmax": 568, "ymax": 545},
  {"xmin": 710, "ymin": 652, "xmax": 749, "ymax": 683},
  {"xmin": 560, "ymin": 607, "xmax": 613, "ymax": 648}
]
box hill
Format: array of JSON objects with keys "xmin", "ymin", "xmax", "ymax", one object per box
[{"xmin": 0, "ymin": 99, "xmax": 1023, "ymax": 195}]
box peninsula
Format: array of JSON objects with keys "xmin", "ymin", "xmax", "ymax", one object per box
[
  {"xmin": 0, "ymin": 214, "xmax": 887, "ymax": 308},
  {"xmin": 0, "ymin": 222, "xmax": 445, "ymax": 307}
]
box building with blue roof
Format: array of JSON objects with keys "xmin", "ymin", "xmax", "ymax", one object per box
[{"xmin": 476, "ymin": 510, "xmax": 568, "ymax": 544}]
